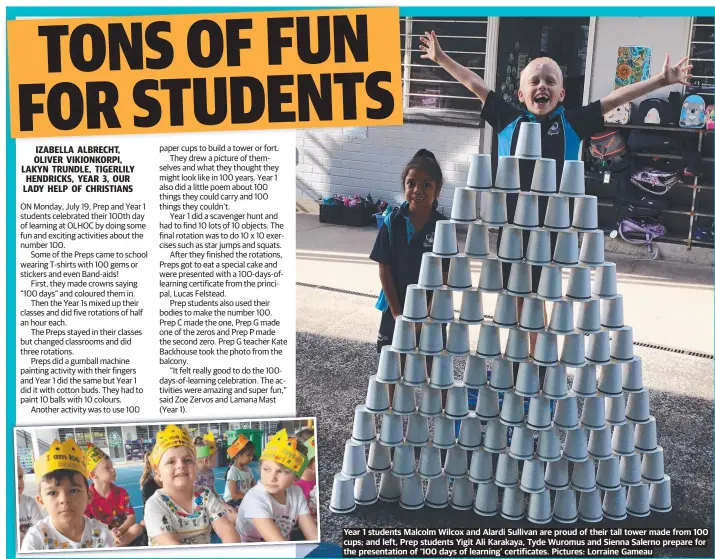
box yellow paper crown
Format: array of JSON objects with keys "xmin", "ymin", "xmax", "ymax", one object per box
[
  {"xmin": 85, "ymin": 443, "xmax": 109, "ymax": 473},
  {"xmin": 227, "ymin": 434, "xmax": 250, "ymax": 459},
  {"xmin": 196, "ymin": 432, "xmax": 217, "ymax": 458},
  {"xmin": 34, "ymin": 439, "xmax": 88, "ymax": 480},
  {"xmin": 260, "ymin": 429, "xmax": 306, "ymax": 476},
  {"xmin": 150, "ymin": 425, "xmax": 194, "ymax": 467}
]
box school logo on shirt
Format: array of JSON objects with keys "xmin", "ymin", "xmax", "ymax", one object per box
[
  {"xmin": 424, "ymin": 233, "xmax": 435, "ymax": 248},
  {"xmin": 547, "ymin": 121, "xmax": 560, "ymax": 136}
]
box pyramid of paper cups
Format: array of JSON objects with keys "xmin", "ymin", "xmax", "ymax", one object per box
[{"xmin": 330, "ymin": 123, "xmax": 671, "ymax": 520}]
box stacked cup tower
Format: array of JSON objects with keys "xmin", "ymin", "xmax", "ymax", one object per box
[{"xmin": 329, "ymin": 123, "xmax": 672, "ymax": 522}]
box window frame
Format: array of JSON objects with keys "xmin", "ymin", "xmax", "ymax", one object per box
[{"xmin": 400, "ymin": 16, "xmax": 491, "ymax": 127}]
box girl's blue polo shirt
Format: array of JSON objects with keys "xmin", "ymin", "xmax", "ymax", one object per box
[{"xmin": 370, "ymin": 204, "xmax": 448, "ymax": 314}]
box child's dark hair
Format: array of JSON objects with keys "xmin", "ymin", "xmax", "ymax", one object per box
[
  {"xmin": 237, "ymin": 440, "xmax": 255, "ymax": 458},
  {"xmin": 41, "ymin": 469, "xmax": 89, "ymax": 489},
  {"xmin": 295, "ymin": 428, "xmax": 314, "ymax": 444},
  {"xmin": 401, "ymin": 149, "xmax": 444, "ymax": 209}
]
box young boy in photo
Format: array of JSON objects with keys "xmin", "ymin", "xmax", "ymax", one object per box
[
  {"xmin": 420, "ymin": 31, "xmax": 692, "ymax": 368},
  {"xmin": 84, "ymin": 443, "xmax": 144, "ymax": 547},
  {"xmin": 21, "ymin": 440, "xmax": 115, "ymax": 550},
  {"xmin": 143, "ymin": 425, "xmax": 241, "ymax": 546},
  {"xmin": 17, "ymin": 459, "xmax": 44, "ymax": 547},
  {"xmin": 235, "ymin": 430, "xmax": 318, "ymax": 543}
]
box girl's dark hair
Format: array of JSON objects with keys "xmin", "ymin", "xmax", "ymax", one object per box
[
  {"xmin": 401, "ymin": 149, "xmax": 444, "ymax": 209},
  {"xmin": 295, "ymin": 428, "xmax": 314, "ymax": 444},
  {"xmin": 237, "ymin": 440, "xmax": 255, "ymax": 457}
]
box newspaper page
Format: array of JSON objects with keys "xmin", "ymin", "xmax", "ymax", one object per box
[
  {"xmin": 5, "ymin": 5, "xmax": 401, "ymax": 557},
  {"xmin": 7, "ymin": 3, "xmax": 715, "ymax": 559}
]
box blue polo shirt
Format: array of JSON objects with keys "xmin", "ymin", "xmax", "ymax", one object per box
[
  {"xmin": 481, "ymin": 91, "xmax": 605, "ymax": 182},
  {"xmin": 370, "ymin": 203, "xmax": 448, "ymax": 305},
  {"xmin": 482, "ymin": 91, "xmax": 605, "ymax": 294}
]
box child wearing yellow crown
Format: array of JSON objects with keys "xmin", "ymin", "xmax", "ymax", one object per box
[
  {"xmin": 21, "ymin": 440, "xmax": 115, "ymax": 550},
  {"xmin": 84, "ymin": 443, "xmax": 145, "ymax": 547},
  {"xmin": 193, "ymin": 432, "xmax": 237, "ymax": 525},
  {"xmin": 235, "ymin": 429, "xmax": 318, "ymax": 543},
  {"xmin": 223, "ymin": 434, "xmax": 257, "ymax": 508},
  {"xmin": 143, "ymin": 425, "xmax": 241, "ymax": 546}
]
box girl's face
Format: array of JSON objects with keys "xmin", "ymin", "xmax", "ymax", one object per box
[
  {"xmin": 155, "ymin": 446, "xmax": 197, "ymax": 491},
  {"xmin": 260, "ymin": 460, "xmax": 296, "ymax": 494},
  {"xmin": 238, "ymin": 450, "xmax": 254, "ymax": 466},
  {"xmin": 404, "ymin": 168, "xmax": 439, "ymax": 212}
]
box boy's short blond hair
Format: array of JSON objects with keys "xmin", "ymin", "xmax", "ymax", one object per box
[{"xmin": 520, "ymin": 57, "xmax": 564, "ymax": 84}]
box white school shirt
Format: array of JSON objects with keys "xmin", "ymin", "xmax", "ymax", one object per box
[
  {"xmin": 236, "ymin": 482, "xmax": 309, "ymax": 542},
  {"xmin": 144, "ymin": 486, "xmax": 226, "ymax": 546},
  {"xmin": 20, "ymin": 516, "xmax": 114, "ymax": 550},
  {"xmin": 18, "ymin": 494, "xmax": 44, "ymax": 546},
  {"xmin": 223, "ymin": 465, "xmax": 256, "ymax": 500}
]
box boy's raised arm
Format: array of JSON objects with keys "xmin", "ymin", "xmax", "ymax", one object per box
[
  {"xmin": 420, "ymin": 31, "xmax": 491, "ymax": 103},
  {"xmin": 600, "ymin": 54, "xmax": 693, "ymax": 115}
]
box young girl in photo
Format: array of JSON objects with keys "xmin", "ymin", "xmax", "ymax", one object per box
[
  {"xmin": 370, "ymin": 150, "xmax": 449, "ymax": 354},
  {"xmin": 223, "ymin": 436, "xmax": 257, "ymax": 508},
  {"xmin": 370, "ymin": 150, "xmax": 450, "ymax": 403},
  {"xmin": 143, "ymin": 425, "xmax": 241, "ymax": 546}
]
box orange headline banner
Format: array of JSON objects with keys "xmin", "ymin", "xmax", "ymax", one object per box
[{"xmin": 8, "ymin": 8, "xmax": 403, "ymax": 138}]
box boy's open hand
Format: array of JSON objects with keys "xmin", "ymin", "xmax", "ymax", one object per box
[
  {"xmin": 420, "ymin": 31, "xmax": 443, "ymax": 64},
  {"xmin": 660, "ymin": 54, "xmax": 693, "ymax": 86}
]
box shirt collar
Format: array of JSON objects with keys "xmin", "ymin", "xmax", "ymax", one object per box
[{"xmin": 522, "ymin": 104, "xmax": 565, "ymax": 122}]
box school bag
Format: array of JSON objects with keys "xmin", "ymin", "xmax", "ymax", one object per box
[
  {"xmin": 604, "ymin": 102, "xmax": 632, "ymax": 125},
  {"xmin": 706, "ymin": 105, "xmax": 715, "ymax": 130},
  {"xmin": 617, "ymin": 216, "xmax": 667, "ymax": 259},
  {"xmin": 630, "ymin": 167, "xmax": 681, "ymax": 196},
  {"xmin": 589, "ymin": 130, "xmax": 629, "ymax": 173},
  {"xmin": 374, "ymin": 204, "xmax": 412, "ymax": 312},
  {"xmin": 680, "ymin": 95, "xmax": 706, "ymax": 128},
  {"xmin": 636, "ymin": 98, "xmax": 668, "ymax": 125},
  {"xmin": 626, "ymin": 129, "xmax": 681, "ymax": 154},
  {"xmin": 621, "ymin": 167, "xmax": 678, "ymax": 214}
]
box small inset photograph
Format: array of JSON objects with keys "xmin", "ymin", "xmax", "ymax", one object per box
[{"xmin": 15, "ymin": 418, "xmax": 319, "ymax": 552}]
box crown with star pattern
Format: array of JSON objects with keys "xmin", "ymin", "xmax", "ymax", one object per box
[
  {"xmin": 84, "ymin": 443, "xmax": 110, "ymax": 473},
  {"xmin": 260, "ymin": 429, "xmax": 310, "ymax": 476}
]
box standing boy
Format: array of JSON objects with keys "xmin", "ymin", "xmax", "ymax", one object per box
[{"xmin": 420, "ymin": 31, "xmax": 691, "ymax": 363}]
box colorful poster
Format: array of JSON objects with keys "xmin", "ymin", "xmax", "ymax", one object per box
[{"xmin": 615, "ymin": 45, "xmax": 652, "ymax": 88}]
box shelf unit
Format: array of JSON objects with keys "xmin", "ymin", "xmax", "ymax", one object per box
[
  {"xmin": 585, "ymin": 17, "xmax": 714, "ymax": 250},
  {"xmin": 595, "ymin": 123, "xmax": 715, "ymax": 249}
]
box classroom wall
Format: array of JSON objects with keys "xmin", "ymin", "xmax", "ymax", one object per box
[{"xmin": 588, "ymin": 17, "xmax": 691, "ymax": 104}]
